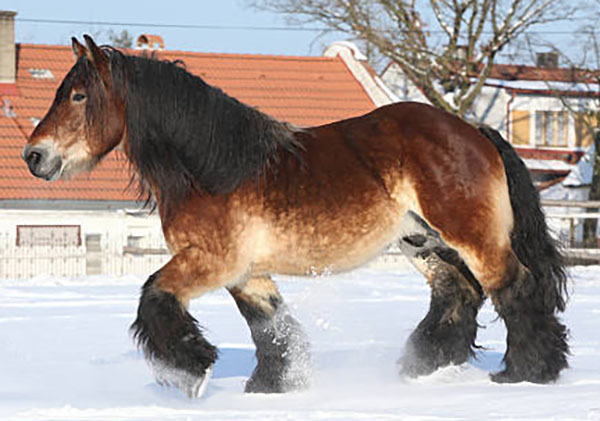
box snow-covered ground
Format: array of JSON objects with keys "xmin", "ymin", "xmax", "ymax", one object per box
[{"xmin": 1, "ymin": 266, "xmax": 599, "ymax": 420}]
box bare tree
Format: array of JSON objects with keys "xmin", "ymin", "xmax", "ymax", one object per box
[
  {"xmin": 252, "ymin": 0, "xmax": 575, "ymax": 117},
  {"xmin": 108, "ymin": 29, "xmax": 134, "ymax": 49}
]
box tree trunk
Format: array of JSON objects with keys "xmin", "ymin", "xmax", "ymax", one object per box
[{"xmin": 582, "ymin": 130, "xmax": 600, "ymax": 247}]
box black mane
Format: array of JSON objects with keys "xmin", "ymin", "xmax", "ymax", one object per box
[{"xmin": 106, "ymin": 50, "xmax": 302, "ymax": 216}]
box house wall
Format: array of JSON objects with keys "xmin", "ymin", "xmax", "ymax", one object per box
[
  {"xmin": 381, "ymin": 64, "xmax": 599, "ymax": 151},
  {"xmin": 508, "ymin": 95, "xmax": 598, "ymax": 150},
  {"xmin": 468, "ymin": 85, "xmax": 512, "ymax": 136},
  {"xmin": 380, "ymin": 65, "xmax": 430, "ymax": 104},
  {"xmin": 0, "ymin": 209, "xmax": 169, "ymax": 279}
]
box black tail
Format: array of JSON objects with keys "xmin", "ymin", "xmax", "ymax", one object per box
[{"xmin": 479, "ymin": 126, "xmax": 568, "ymax": 313}]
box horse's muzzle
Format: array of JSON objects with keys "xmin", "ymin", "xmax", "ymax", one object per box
[{"xmin": 22, "ymin": 144, "xmax": 62, "ymax": 181}]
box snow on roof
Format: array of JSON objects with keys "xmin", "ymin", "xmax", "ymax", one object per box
[
  {"xmin": 324, "ymin": 41, "xmax": 368, "ymax": 61},
  {"xmin": 522, "ymin": 158, "xmax": 576, "ymax": 173},
  {"xmin": 485, "ymin": 78, "xmax": 599, "ymax": 93}
]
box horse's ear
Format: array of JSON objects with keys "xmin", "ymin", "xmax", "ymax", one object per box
[
  {"xmin": 71, "ymin": 37, "xmax": 87, "ymax": 61},
  {"xmin": 83, "ymin": 34, "xmax": 111, "ymax": 85}
]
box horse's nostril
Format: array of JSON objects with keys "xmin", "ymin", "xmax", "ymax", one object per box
[{"xmin": 27, "ymin": 150, "xmax": 42, "ymax": 167}]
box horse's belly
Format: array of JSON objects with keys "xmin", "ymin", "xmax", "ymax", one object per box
[{"xmin": 253, "ymin": 202, "xmax": 406, "ymax": 276}]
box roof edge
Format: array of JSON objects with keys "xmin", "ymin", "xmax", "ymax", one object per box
[{"xmin": 324, "ymin": 42, "xmax": 395, "ymax": 107}]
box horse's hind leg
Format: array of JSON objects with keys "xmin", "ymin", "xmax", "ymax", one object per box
[
  {"xmin": 488, "ymin": 261, "xmax": 569, "ymax": 383},
  {"xmin": 398, "ymin": 213, "xmax": 484, "ymax": 377},
  {"xmin": 228, "ymin": 275, "xmax": 311, "ymax": 393},
  {"xmin": 416, "ymin": 227, "xmax": 568, "ymax": 383},
  {"xmin": 416, "ymin": 202, "xmax": 568, "ymax": 383}
]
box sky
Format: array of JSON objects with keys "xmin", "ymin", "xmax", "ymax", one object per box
[
  {"xmin": 3, "ymin": 0, "xmax": 593, "ymax": 63},
  {"xmin": 4, "ymin": 0, "xmax": 344, "ymax": 56}
]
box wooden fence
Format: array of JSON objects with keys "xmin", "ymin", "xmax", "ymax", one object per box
[
  {"xmin": 0, "ymin": 232, "xmax": 171, "ymax": 279},
  {"xmin": 542, "ymin": 199, "xmax": 600, "ymax": 262}
]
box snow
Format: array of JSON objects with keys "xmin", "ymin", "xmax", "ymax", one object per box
[
  {"xmin": 1, "ymin": 266, "xmax": 599, "ymax": 420},
  {"xmin": 522, "ymin": 158, "xmax": 575, "ymax": 173},
  {"xmin": 484, "ymin": 78, "xmax": 600, "ymax": 94}
]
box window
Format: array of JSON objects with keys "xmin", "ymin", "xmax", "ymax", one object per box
[
  {"xmin": 511, "ymin": 110, "xmax": 531, "ymax": 145},
  {"xmin": 16, "ymin": 225, "xmax": 81, "ymax": 247},
  {"xmin": 127, "ymin": 235, "xmax": 144, "ymax": 248},
  {"xmin": 534, "ymin": 111, "xmax": 568, "ymax": 147}
]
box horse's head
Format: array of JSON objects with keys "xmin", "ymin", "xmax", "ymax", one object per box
[{"xmin": 22, "ymin": 35, "xmax": 125, "ymax": 181}]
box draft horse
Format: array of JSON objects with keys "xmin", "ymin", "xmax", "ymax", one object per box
[{"xmin": 23, "ymin": 36, "xmax": 569, "ymax": 397}]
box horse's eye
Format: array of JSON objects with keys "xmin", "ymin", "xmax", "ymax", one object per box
[{"xmin": 72, "ymin": 93, "xmax": 86, "ymax": 102}]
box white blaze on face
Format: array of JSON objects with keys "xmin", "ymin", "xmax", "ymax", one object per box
[{"xmin": 58, "ymin": 137, "xmax": 95, "ymax": 179}]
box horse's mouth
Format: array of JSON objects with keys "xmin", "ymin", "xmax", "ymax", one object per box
[
  {"xmin": 35, "ymin": 156, "xmax": 62, "ymax": 181},
  {"xmin": 44, "ymin": 159, "xmax": 63, "ymax": 181}
]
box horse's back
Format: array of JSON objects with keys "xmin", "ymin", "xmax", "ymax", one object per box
[{"xmin": 300, "ymin": 101, "xmax": 506, "ymax": 209}]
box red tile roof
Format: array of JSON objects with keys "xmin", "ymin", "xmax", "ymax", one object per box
[
  {"xmin": 489, "ymin": 63, "xmax": 598, "ymax": 84},
  {"xmin": 0, "ymin": 44, "xmax": 376, "ymax": 203}
]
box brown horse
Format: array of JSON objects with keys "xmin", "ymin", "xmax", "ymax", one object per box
[{"xmin": 23, "ymin": 36, "xmax": 568, "ymax": 397}]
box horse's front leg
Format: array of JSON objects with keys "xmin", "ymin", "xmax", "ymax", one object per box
[
  {"xmin": 228, "ymin": 275, "xmax": 311, "ymax": 393},
  {"xmin": 130, "ymin": 249, "xmax": 246, "ymax": 398}
]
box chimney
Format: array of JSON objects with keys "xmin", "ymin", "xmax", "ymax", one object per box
[
  {"xmin": 0, "ymin": 11, "xmax": 16, "ymax": 83},
  {"xmin": 536, "ymin": 52, "xmax": 558, "ymax": 69}
]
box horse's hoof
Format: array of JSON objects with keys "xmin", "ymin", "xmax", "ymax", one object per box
[
  {"xmin": 245, "ymin": 377, "xmax": 285, "ymax": 394},
  {"xmin": 399, "ymin": 358, "xmax": 436, "ymax": 378},
  {"xmin": 153, "ymin": 361, "xmax": 214, "ymax": 398},
  {"xmin": 244, "ymin": 366, "xmax": 311, "ymax": 394},
  {"xmin": 186, "ymin": 365, "xmax": 213, "ymax": 398},
  {"xmin": 490, "ymin": 369, "xmax": 524, "ymax": 384},
  {"xmin": 490, "ymin": 367, "xmax": 559, "ymax": 384},
  {"xmin": 244, "ymin": 373, "xmax": 309, "ymax": 394}
]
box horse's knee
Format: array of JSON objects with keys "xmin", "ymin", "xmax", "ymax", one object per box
[
  {"xmin": 229, "ymin": 275, "xmax": 282, "ymax": 319},
  {"xmin": 154, "ymin": 247, "xmax": 251, "ymax": 303}
]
